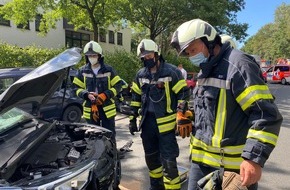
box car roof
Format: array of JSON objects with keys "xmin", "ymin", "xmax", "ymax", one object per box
[{"xmin": 0, "ymin": 67, "xmax": 34, "ymax": 78}]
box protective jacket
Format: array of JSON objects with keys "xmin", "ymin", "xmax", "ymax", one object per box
[
  {"xmin": 191, "ymin": 42, "xmax": 283, "ymax": 170},
  {"xmin": 73, "ymin": 60, "xmax": 122, "ymax": 119},
  {"xmin": 130, "ymin": 60, "xmax": 189, "ymax": 133}
]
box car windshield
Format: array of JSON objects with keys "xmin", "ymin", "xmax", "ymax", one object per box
[{"xmin": 0, "ymin": 107, "xmax": 32, "ymax": 134}]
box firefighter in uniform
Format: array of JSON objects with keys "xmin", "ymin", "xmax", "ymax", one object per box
[
  {"xmin": 73, "ymin": 41, "xmax": 122, "ymax": 142},
  {"xmin": 128, "ymin": 39, "xmax": 191, "ymax": 190},
  {"xmin": 170, "ymin": 19, "xmax": 283, "ymax": 190}
]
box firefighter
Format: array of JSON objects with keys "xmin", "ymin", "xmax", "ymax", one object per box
[
  {"xmin": 73, "ymin": 40, "xmax": 122, "ymax": 143},
  {"xmin": 115, "ymin": 79, "xmax": 129, "ymax": 113},
  {"xmin": 128, "ymin": 39, "xmax": 191, "ymax": 190},
  {"xmin": 220, "ymin": 34, "xmax": 237, "ymax": 49},
  {"xmin": 170, "ymin": 19, "xmax": 283, "ymax": 190}
]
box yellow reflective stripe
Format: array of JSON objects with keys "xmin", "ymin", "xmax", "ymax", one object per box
[
  {"xmin": 149, "ymin": 166, "xmax": 163, "ymax": 178},
  {"xmin": 165, "ymin": 81, "xmax": 173, "ymax": 113},
  {"xmin": 212, "ymin": 89, "xmax": 226, "ymax": 147},
  {"xmin": 191, "ymin": 136, "xmax": 244, "ymax": 154},
  {"xmin": 111, "ymin": 75, "xmax": 121, "ymax": 86},
  {"xmin": 156, "ymin": 114, "xmax": 176, "ymax": 124},
  {"xmin": 110, "ymin": 87, "xmax": 117, "ymax": 96},
  {"xmin": 131, "ymin": 82, "xmax": 141, "ymax": 95},
  {"xmin": 158, "ymin": 121, "xmax": 176, "ymax": 133},
  {"xmin": 119, "ymin": 97, "xmax": 124, "ymax": 101},
  {"xmin": 198, "ymin": 78, "xmax": 231, "ymax": 89},
  {"xmin": 108, "ymin": 76, "xmax": 111, "ymax": 90},
  {"xmin": 130, "ymin": 101, "xmax": 141, "ymax": 107},
  {"xmin": 236, "ymin": 85, "xmax": 273, "ymax": 111},
  {"xmin": 83, "ymin": 112, "xmax": 90, "ymax": 119},
  {"xmin": 83, "ymin": 107, "xmax": 91, "ymax": 112},
  {"xmin": 73, "ymin": 77, "xmax": 86, "ymax": 89},
  {"xmin": 164, "ymin": 176, "xmax": 181, "ymax": 189},
  {"xmin": 106, "ymin": 109, "xmax": 116, "ymax": 118},
  {"xmin": 178, "ymin": 100, "xmax": 184, "ymax": 104},
  {"xmin": 247, "ymin": 129, "xmax": 278, "ymax": 146},
  {"xmin": 76, "ymin": 89, "xmax": 83, "ymax": 96},
  {"xmin": 103, "ymin": 104, "xmax": 115, "ymax": 111},
  {"xmin": 172, "ymin": 80, "xmax": 187, "ymax": 94},
  {"xmin": 191, "ymin": 149, "xmax": 243, "ymax": 170}
]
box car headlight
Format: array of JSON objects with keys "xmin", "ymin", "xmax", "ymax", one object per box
[{"xmin": 37, "ymin": 161, "xmax": 96, "ymax": 190}]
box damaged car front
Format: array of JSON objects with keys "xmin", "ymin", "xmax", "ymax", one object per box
[{"xmin": 0, "ymin": 48, "xmax": 121, "ymax": 190}]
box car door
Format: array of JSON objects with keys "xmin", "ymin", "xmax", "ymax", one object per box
[{"xmin": 266, "ymin": 66, "xmax": 274, "ymax": 83}]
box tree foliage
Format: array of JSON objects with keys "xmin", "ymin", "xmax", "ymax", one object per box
[
  {"xmin": 117, "ymin": 0, "xmax": 248, "ymax": 42},
  {"xmin": 242, "ymin": 3, "xmax": 290, "ymax": 63}
]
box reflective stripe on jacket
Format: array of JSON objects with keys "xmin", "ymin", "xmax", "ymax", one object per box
[
  {"xmin": 191, "ymin": 43, "xmax": 283, "ymax": 170},
  {"xmin": 130, "ymin": 60, "xmax": 190, "ymax": 133},
  {"xmin": 73, "ymin": 62, "xmax": 122, "ymax": 119}
]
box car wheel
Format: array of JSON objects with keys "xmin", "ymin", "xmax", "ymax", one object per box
[
  {"xmin": 281, "ymin": 78, "xmax": 287, "ymax": 85},
  {"xmin": 62, "ymin": 105, "xmax": 82, "ymax": 122},
  {"xmin": 112, "ymin": 157, "xmax": 122, "ymax": 190}
]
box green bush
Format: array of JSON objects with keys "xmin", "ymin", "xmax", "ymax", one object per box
[
  {"xmin": 0, "ymin": 42, "xmax": 199, "ymax": 85},
  {"xmin": 0, "ymin": 42, "xmax": 63, "ymax": 68},
  {"xmin": 105, "ymin": 49, "xmax": 142, "ymax": 83}
]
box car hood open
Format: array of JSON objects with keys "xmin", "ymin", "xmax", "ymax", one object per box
[{"xmin": 0, "ymin": 48, "xmax": 82, "ymax": 114}]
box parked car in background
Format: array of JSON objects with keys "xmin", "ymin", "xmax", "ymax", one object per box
[
  {"xmin": 0, "ymin": 48, "xmax": 121, "ymax": 190},
  {"xmin": 0, "ymin": 67, "xmax": 83, "ymax": 122},
  {"xmin": 264, "ymin": 64, "xmax": 290, "ymax": 85}
]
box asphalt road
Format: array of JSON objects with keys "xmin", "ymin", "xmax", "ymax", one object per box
[{"xmin": 115, "ymin": 83, "xmax": 290, "ymax": 190}]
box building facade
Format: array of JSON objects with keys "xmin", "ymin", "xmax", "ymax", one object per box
[{"xmin": 0, "ymin": 0, "xmax": 131, "ymax": 53}]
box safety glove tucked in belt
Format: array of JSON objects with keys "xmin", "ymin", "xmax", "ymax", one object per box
[
  {"xmin": 129, "ymin": 116, "xmax": 138, "ymax": 135},
  {"xmin": 96, "ymin": 93, "xmax": 107, "ymax": 105},
  {"xmin": 176, "ymin": 111, "xmax": 192, "ymax": 138},
  {"xmin": 91, "ymin": 103, "xmax": 99, "ymax": 122}
]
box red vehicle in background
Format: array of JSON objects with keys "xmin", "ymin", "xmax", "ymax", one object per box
[{"xmin": 263, "ymin": 64, "xmax": 290, "ymax": 85}]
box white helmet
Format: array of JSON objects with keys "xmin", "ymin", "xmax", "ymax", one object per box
[
  {"xmin": 220, "ymin": 34, "xmax": 237, "ymax": 49},
  {"xmin": 171, "ymin": 19, "xmax": 217, "ymax": 55},
  {"xmin": 83, "ymin": 41, "xmax": 103, "ymax": 56},
  {"xmin": 137, "ymin": 39, "xmax": 159, "ymax": 58}
]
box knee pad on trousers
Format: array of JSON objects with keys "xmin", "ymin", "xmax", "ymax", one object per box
[
  {"xmin": 145, "ymin": 151, "xmax": 162, "ymax": 171},
  {"xmin": 162, "ymin": 158, "xmax": 179, "ymax": 180}
]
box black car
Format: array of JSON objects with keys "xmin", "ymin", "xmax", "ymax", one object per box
[
  {"xmin": 0, "ymin": 48, "xmax": 121, "ymax": 190},
  {"xmin": 0, "ymin": 67, "xmax": 83, "ymax": 122}
]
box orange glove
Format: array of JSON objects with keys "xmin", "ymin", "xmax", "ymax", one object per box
[
  {"xmin": 96, "ymin": 93, "xmax": 107, "ymax": 105},
  {"xmin": 91, "ymin": 103, "xmax": 99, "ymax": 122},
  {"xmin": 176, "ymin": 111, "xmax": 192, "ymax": 138}
]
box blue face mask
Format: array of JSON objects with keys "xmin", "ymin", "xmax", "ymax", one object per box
[{"xmin": 189, "ymin": 52, "xmax": 208, "ymax": 67}]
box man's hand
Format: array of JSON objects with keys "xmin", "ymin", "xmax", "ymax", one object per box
[
  {"xmin": 96, "ymin": 93, "xmax": 107, "ymax": 105},
  {"xmin": 176, "ymin": 111, "xmax": 192, "ymax": 138},
  {"xmin": 129, "ymin": 117, "xmax": 138, "ymax": 135},
  {"xmin": 240, "ymin": 159, "xmax": 262, "ymax": 187}
]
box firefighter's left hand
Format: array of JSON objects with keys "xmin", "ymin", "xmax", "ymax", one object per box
[
  {"xmin": 96, "ymin": 93, "xmax": 107, "ymax": 105},
  {"xmin": 240, "ymin": 159, "xmax": 262, "ymax": 187}
]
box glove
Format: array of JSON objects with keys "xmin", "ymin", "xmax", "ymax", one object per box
[
  {"xmin": 176, "ymin": 111, "xmax": 192, "ymax": 138},
  {"xmin": 96, "ymin": 93, "xmax": 107, "ymax": 105},
  {"xmin": 129, "ymin": 117, "xmax": 138, "ymax": 135},
  {"xmin": 91, "ymin": 103, "xmax": 99, "ymax": 122}
]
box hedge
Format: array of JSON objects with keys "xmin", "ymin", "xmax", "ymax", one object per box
[{"xmin": 0, "ymin": 42, "xmax": 199, "ymax": 84}]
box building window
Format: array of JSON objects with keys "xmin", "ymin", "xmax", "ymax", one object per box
[
  {"xmin": 65, "ymin": 30, "xmax": 90, "ymax": 49},
  {"xmin": 35, "ymin": 14, "xmax": 42, "ymax": 32},
  {"xmin": 99, "ymin": 28, "xmax": 106, "ymax": 42},
  {"xmin": 117, "ymin": 32, "xmax": 123, "ymax": 45},
  {"xmin": 17, "ymin": 20, "xmax": 30, "ymax": 30},
  {"xmin": 0, "ymin": 5, "xmax": 10, "ymax": 26},
  {"xmin": 109, "ymin": 30, "xmax": 114, "ymax": 44}
]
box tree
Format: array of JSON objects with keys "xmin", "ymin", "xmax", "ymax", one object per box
[
  {"xmin": 241, "ymin": 3, "xmax": 290, "ymax": 63},
  {"xmin": 0, "ymin": 0, "xmax": 121, "ymax": 42},
  {"xmin": 117, "ymin": 0, "xmax": 248, "ymax": 43}
]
